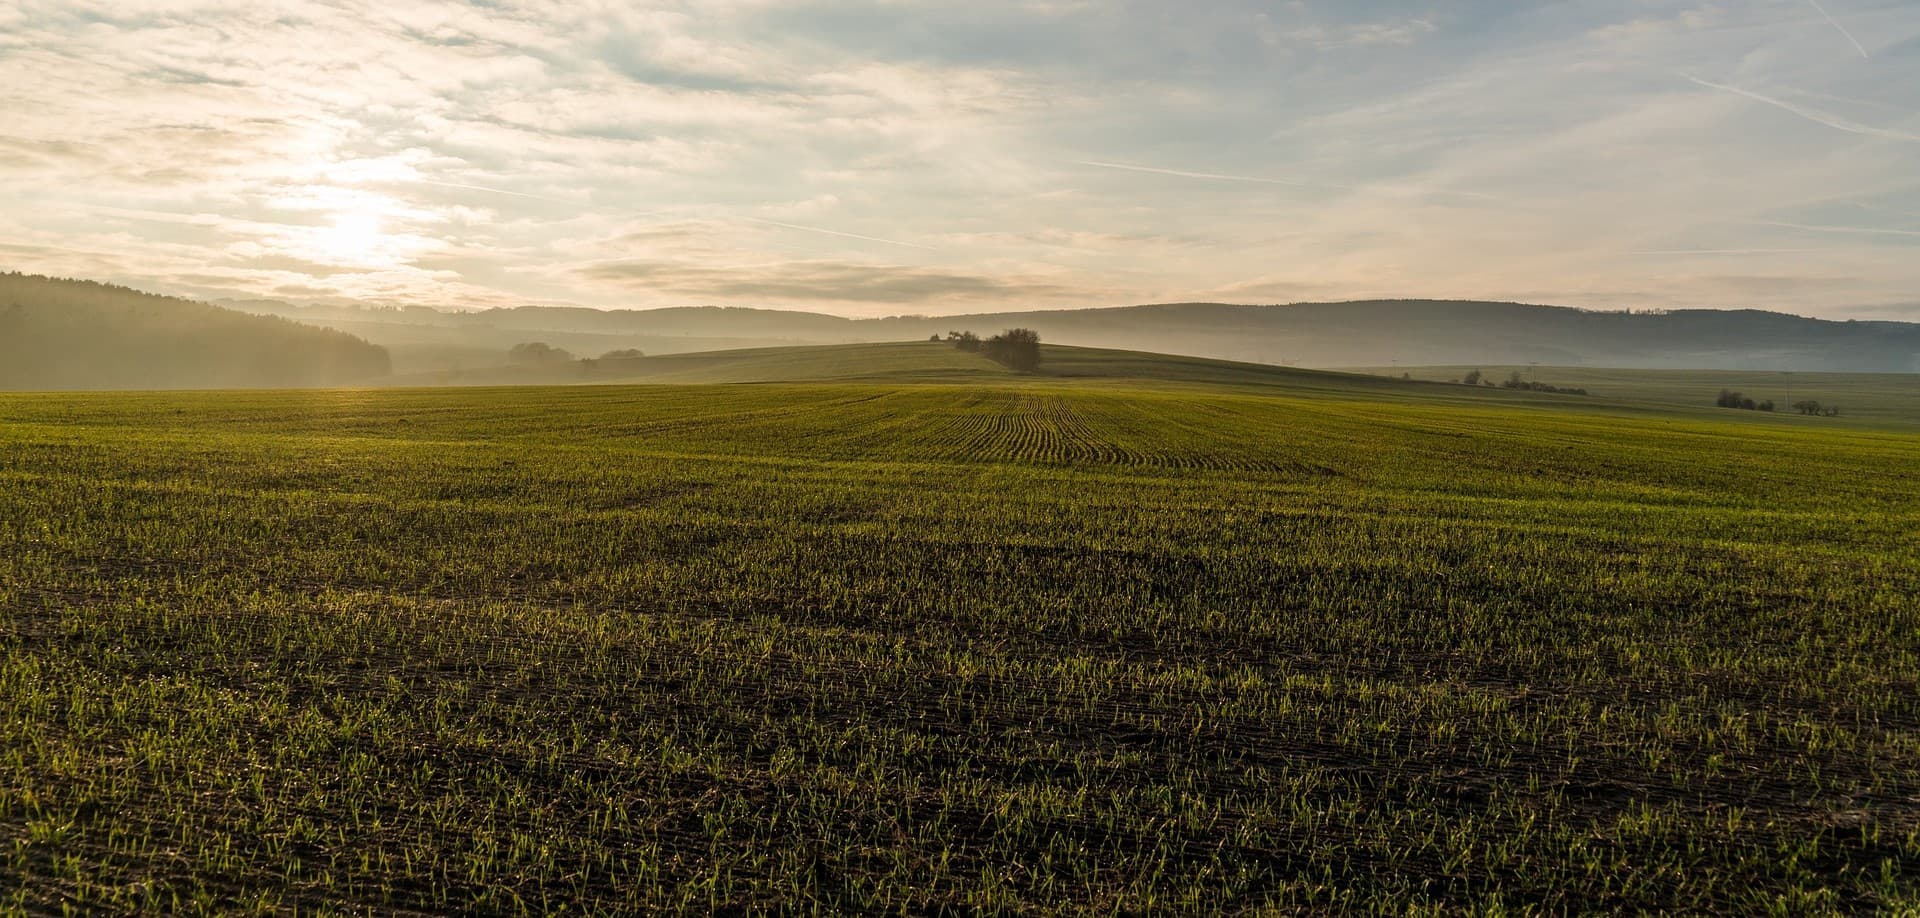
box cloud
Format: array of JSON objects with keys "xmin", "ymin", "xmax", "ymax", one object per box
[
  {"xmin": 1075, "ymin": 159, "xmax": 1497, "ymax": 201},
  {"xmin": 580, "ymin": 259, "xmax": 1071, "ymax": 304},
  {"xmin": 1625, "ymin": 248, "xmax": 1828, "ymax": 255},
  {"xmin": 1204, "ymin": 276, "xmax": 1348, "ymax": 301},
  {"xmin": 0, "ymin": 0, "xmax": 1916, "ymax": 318},
  {"xmin": 733, "ymin": 217, "xmax": 938, "ymax": 250}
]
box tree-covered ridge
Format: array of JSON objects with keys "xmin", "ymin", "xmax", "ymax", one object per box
[{"xmin": 0, "ymin": 273, "xmax": 390, "ymax": 390}]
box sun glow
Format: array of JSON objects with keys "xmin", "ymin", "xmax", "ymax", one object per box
[{"xmin": 309, "ymin": 210, "xmax": 387, "ymax": 266}]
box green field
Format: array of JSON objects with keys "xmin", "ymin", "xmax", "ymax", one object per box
[
  {"xmin": 4, "ymin": 345, "xmax": 1918, "ymax": 913},
  {"xmin": 1354, "ymin": 364, "xmax": 1920, "ymax": 428}
]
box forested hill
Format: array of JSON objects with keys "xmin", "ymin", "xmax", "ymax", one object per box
[{"xmin": 0, "ymin": 273, "xmax": 391, "ymax": 390}]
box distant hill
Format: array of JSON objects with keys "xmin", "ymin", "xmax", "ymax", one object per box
[
  {"xmin": 1, "ymin": 273, "xmax": 391, "ymax": 390},
  {"xmin": 906, "ymin": 302, "xmax": 1920, "ymax": 372},
  {"xmin": 224, "ymin": 297, "xmax": 1920, "ymax": 374}
]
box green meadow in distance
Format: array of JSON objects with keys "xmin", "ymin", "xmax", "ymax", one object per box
[{"xmin": 2, "ymin": 342, "xmax": 1916, "ymax": 913}]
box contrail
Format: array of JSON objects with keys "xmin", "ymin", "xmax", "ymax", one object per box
[
  {"xmin": 1803, "ymin": 0, "xmax": 1870, "ymax": 59},
  {"xmin": 1850, "ymin": 201, "xmax": 1920, "ymax": 221},
  {"xmin": 1075, "ymin": 160, "xmax": 1498, "ymax": 201},
  {"xmin": 1681, "ymin": 74, "xmax": 1920, "ymax": 142},
  {"xmin": 1078, "ymin": 160, "xmax": 1327, "ymax": 189},
  {"xmin": 1791, "ymin": 88, "xmax": 1920, "ymax": 117},
  {"xmin": 734, "ymin": 216, "xmax": 938, "ymax": 250},
  {"xmin": 412, "ymin": 179, "xmax": 574, "ymax": 205},
  {"xmin": 1757, "ymin": 220, "xmax": 1920, "ymax": 237},
  {"xmin": 1624, "ymin": 248, "xmax": 1825, "ymax": 255}
]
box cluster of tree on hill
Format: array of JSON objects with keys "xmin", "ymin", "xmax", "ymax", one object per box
[
  {"xmin": 936, "ymin": 328, "xmax": 1042, "ymax": 372},
  {"xmin": 1494, "ymin": 370, "xmax": 1586, "ymax": 395},
  {"xmin": 1791, "ymin": 400, "xmax": 1841, "ymax": 417},
  {"xmin": 1715, "ymin": 390, "xmax": 1775, "ymax": 412},
  {"xmin": 507, "ymin": 341, "xmax": 575, "ymax": 365},
  {"xmin": 0, "ymin": 272, "xmax": 390, "ymax": 390},
  {"xmin": 506, "ymin": 342, "xmax": 649, "ymax": 376},
  {"xmin": 1453, "ymin": 369, "xmax": 1587, "ymax": 395},
  {"xmin": 1713, "ymin": 390, "xmax": 1841, "ymax": 416}
]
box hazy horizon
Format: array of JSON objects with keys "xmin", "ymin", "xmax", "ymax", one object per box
[{"xmin": 3, "ymin": 1, "xmax": 1918, "ymax": 320}]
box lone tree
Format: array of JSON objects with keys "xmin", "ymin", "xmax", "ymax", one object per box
[
  {"xmin": 983, "ymin": 328, "xmax": 1042, "ymax": 372},
  {"xmin": 1462, "ymin": 369, "xmax": 1481, "ymax": 386}
]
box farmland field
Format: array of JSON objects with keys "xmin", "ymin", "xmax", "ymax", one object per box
[
  {"xmin": 1352, "ymin": 364, "xmax": 1920, "ymax": 428},
  {"xmin": 3, "ymin": 346, "xmax": 1918, "ymax": 913}
]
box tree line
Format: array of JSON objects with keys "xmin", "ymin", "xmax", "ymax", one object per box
[
  {"xmin": 1716, "ymin": 390, "xmax": 1839, "ymax": 416},
  {"xmin": 1715, "ymin": 390, "xmax": 1774, "ymax": 412},
  {"xmin": 1455, "ymin": 369, "xmax": 1587, "ymax": 395}
]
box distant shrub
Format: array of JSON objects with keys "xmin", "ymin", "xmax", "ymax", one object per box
[{"xmin": 599, "ymin": 348, "xmax": 645, "ymax": 360}]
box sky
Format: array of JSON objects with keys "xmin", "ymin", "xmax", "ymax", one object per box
[{"xmin": 1, "ymin": 1, "xmax": 1918, "ymax": 318}]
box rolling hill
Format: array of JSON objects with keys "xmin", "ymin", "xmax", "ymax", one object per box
[
  {"xmin": 0, "ymin": 273, "xmax": 391, "ymax": 390},
  {"xmin": 225, "ymin": 296, "xmax": 1920, "ymax": 374},
  {"xmin": 383, "ymin": 338, "xmax": 1920, "ymax": 428}
]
